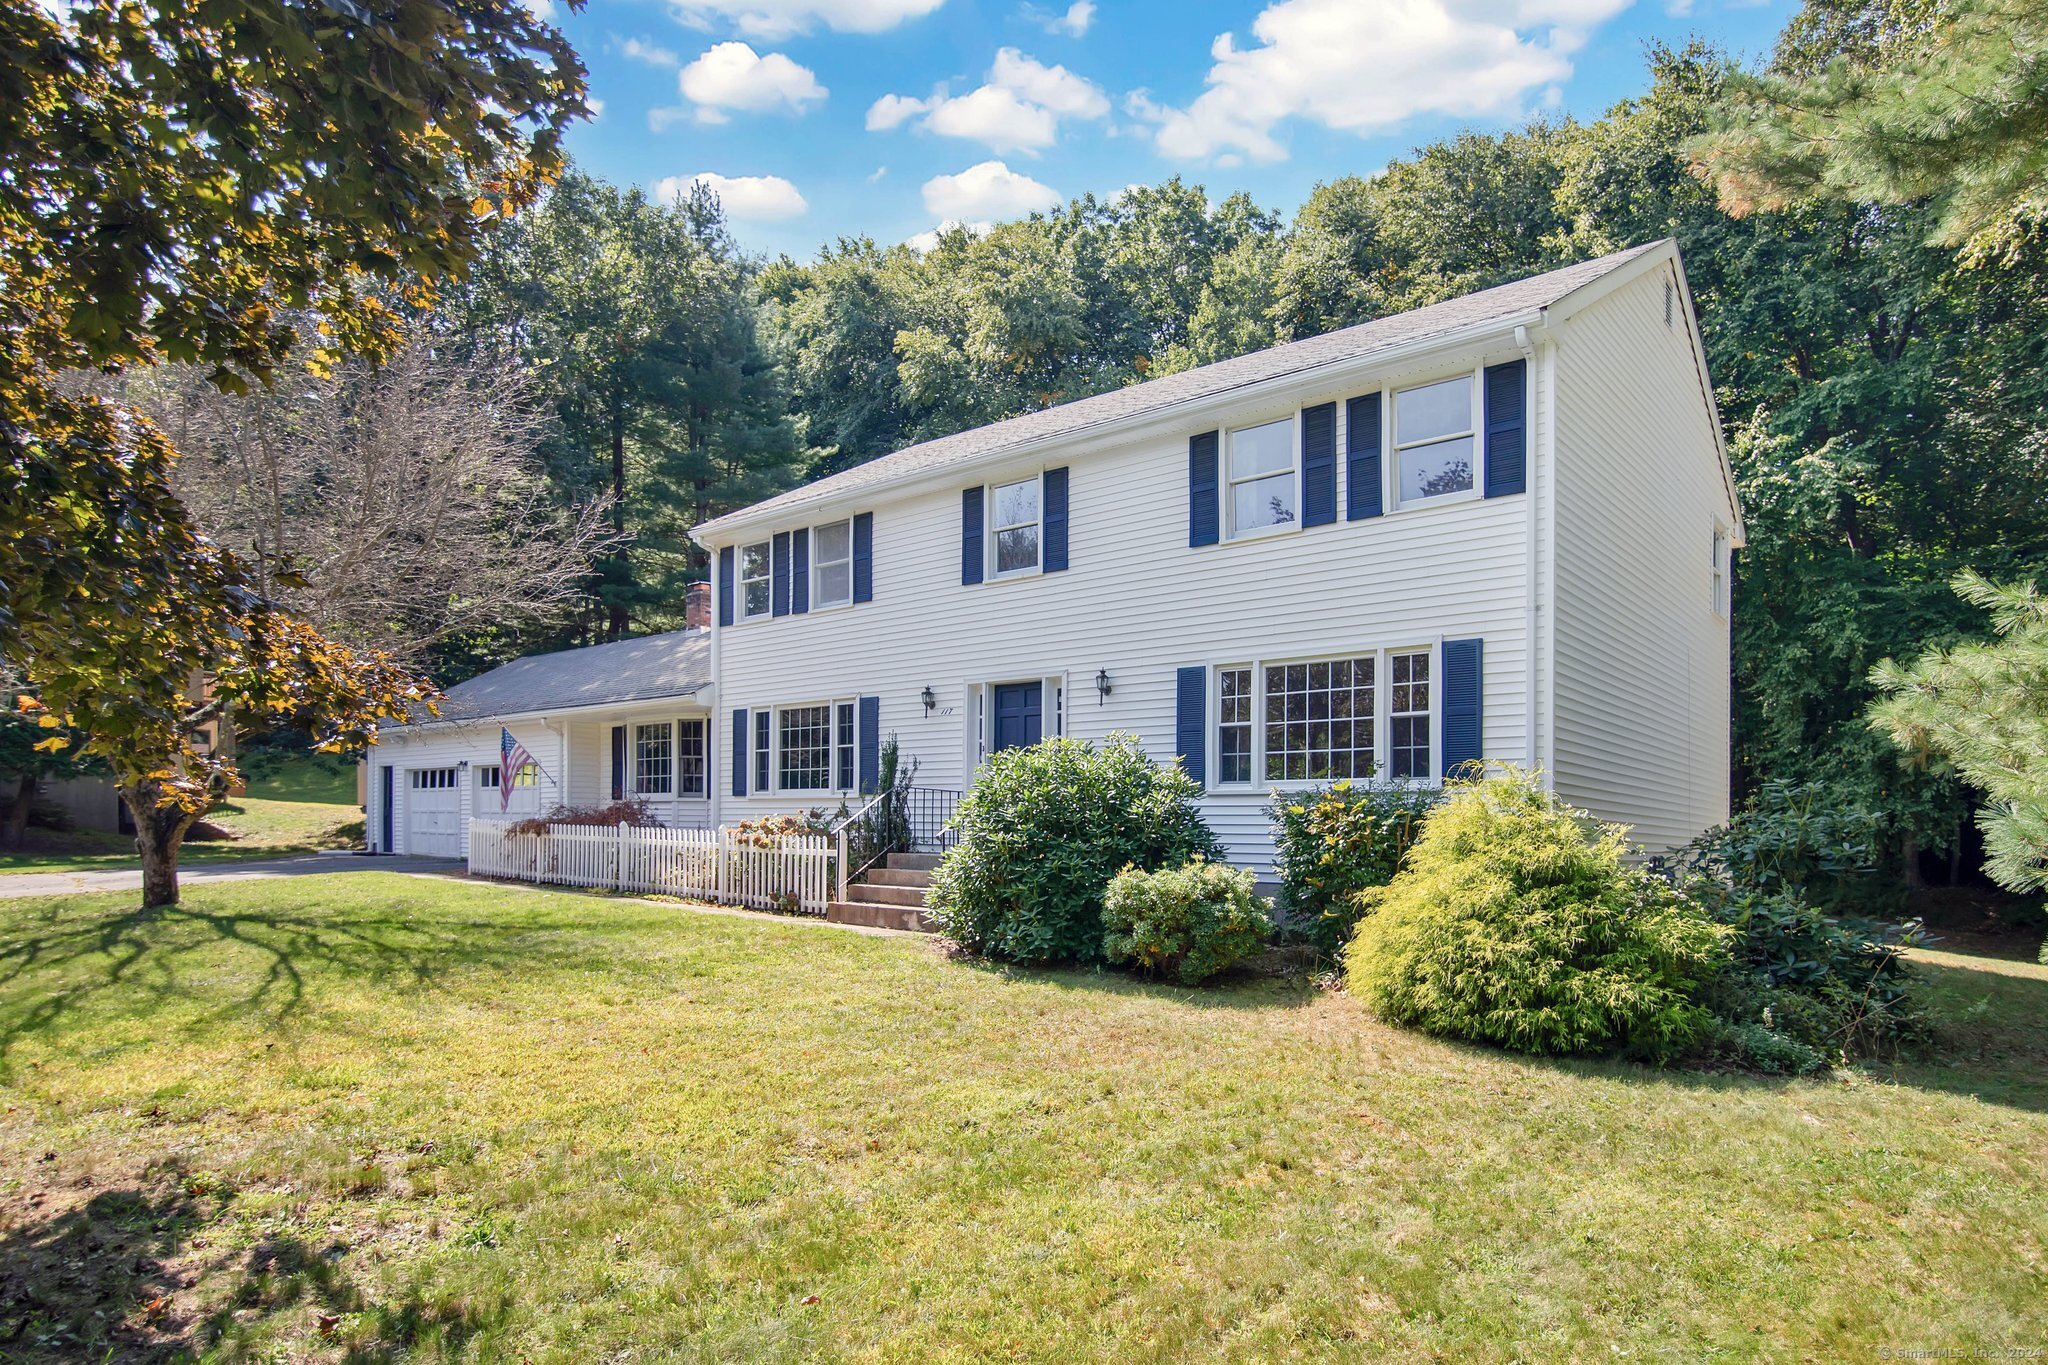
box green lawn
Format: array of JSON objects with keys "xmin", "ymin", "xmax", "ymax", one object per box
[
  {"xmin": 0, "ymin": 756, "xmax": 361, "ymax": 875},
  {"xmin": 0, "ymin": 876, "xmax": 2042, "ymax": 1361}
]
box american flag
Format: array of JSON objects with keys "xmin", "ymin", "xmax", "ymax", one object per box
[{"xmin": 500, "ymin": 727, "xmax": 534, "ymax": 811}]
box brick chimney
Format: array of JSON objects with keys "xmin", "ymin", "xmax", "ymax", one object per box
[{"xmin": 685, "ymin": 581, "xmax": 713, "ymax": 630}]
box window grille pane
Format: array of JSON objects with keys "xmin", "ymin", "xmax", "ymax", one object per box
[
  {"xmin": 1217, "ymin": 667, "xmax": 1253, "ymax": 785},
  {"xmin": 993, "ymin": 479, "xmax": 1038, "ymax": 529},
  {"xmin": 836, "ymin": 702, "xmax": 855, "ymax": 791},
  {"xmin": 755, "ymin": 712, "xmax": 770, "ymax": 792},
  {"xmin": 1399, "ymin": 436, "xmax": 1474, "ymax": 501},
  {"xmin": 1396, "ymin": 376, "xmax": 1472, "ymax": 445},
  {"xmin": 1227, "ymin": 419, "xmax": 1293, "ymax": 479},
  {"xmin": 995, "ymin": 525, "xmax": 1040, "ymax": 574}
]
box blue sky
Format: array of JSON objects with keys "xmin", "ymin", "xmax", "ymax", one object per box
[{"xmin": 548, "ymin": 0, "xmax": 1794, "ymax": 260}]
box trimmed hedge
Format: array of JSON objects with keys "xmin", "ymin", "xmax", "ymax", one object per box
[{"xmin": 1103, "ymin": 859, "xmax": 1274, "ymax": 984}]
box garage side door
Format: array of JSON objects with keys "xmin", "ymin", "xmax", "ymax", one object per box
[{"xmin": 405, "ymin": 768, "xmax": 462, "ymax": 858}]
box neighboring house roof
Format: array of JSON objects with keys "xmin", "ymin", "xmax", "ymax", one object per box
[
  {"xmin": 402, "ymin": 629, "xmax": 711, "ymax": 727},
  {"xmin": 695, "ymin": 240, "xmax": 1667, "ymax": 539}
]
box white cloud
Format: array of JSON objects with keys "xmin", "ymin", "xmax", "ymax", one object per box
[
  {"xmin": 869, "ymin": 47, "xmax": 1107, "ymax": 154},
  {"xmin": 906, "ymin": 219, "xmax": 994, "ymax": 253},
  {"xmin": 679, "ymin": 42, "xmax": 827, "ymax": 121},
  {"xmin": 655, "ymin": 172, "xmax": 811, "ymax": 220},
  {"xmin": 529, "ymin": 0, "xmax": 557, "ymax": 19},
  {"xmin": 620, "ymin": 36, "xmax": 682, "ymax": 67},
  {"xmin": 868, "ymin": 165, "xmax": 890, "ymax": 183},
  {"xmin": 921, "ymin": 160, "xmax": 1061, "ymax": 220},
  {"xmin": 865, "ymin": 93, "xmax": 930, "ymax": 131},
  {"xmin": 667, "ymin": 0, "xmax": 945, "ymax": 40},
  {"xmin": 1029, "ymin": 0, "xmax": 1094, "ymax": 36},
  {"xmin": 648, "ymin": 105, "xmax": 691, "ymax": 132},
  {"xmin": 1140, "ymin": 0, "xmax": 1631, "ymax": 163}
]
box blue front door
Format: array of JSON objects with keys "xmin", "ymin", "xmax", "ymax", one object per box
[{"xmin": 993, "ymin": 683, "xmax": 1043, "ymax": 752}]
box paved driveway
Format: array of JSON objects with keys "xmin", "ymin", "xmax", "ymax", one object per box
[{"xmin": 0, "ymin": 852, "xmax": 462, "ymax": 899}]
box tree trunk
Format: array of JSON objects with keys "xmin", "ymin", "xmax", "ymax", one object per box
[
  {"xmin": 1901, "ymin": 830, "xmax": 1926, "ymax": 891},
  {"xmin": 608, "ymin": 399, "xmax": 629, "ymax": 641},
  {"xmin": 0, "ymin": 772, "xmax": 33, "ymax": 851},
  {"xmin": 121, "ymin": 779, "xmax": 199, "ymax": 910}
]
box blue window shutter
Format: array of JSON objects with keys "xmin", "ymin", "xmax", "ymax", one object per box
[
  {"xmin": 1042, "ymin": 466, "xmax": 1069, "ymax": 572},
  {"xmin": 1175, "ymin": 666, "xmax": 1206, "ymax": 787},
  {"xmin": 1346, "ymin": 393, "xmax": 1383, "ymax": 520},
  {"xmin": 961, "ymin": 487, "xmax": 984, "ymax": 585},
  {"xmin": 1442, "ymin": 638, "xmax": 1484, "ymax": 778},
  {"xmin": 1188, "ymin": 431, "xmax": 1220, "ymax": 547},
  {"xmin": 611, "ymin": 725, "xmax": 627, "ymax": 800},
  {"xmin": 717, "ymin": 546, "xmax": 735, "ymax": 626},
  {"xmin": 771, "ymin": 531, "xmax": 791, "ymax": 616},
  {"xmin": 731, "ymin": 709, "xmax": 748, "ymax": 797},
  {"xmin": 1484, "ymin": 360, "xmax": 1527, "ymax": 498},
  {"xmin": 858, "ymin": 696, "xmax": 881, "ymax": 793},
  {"xmin": 791, "ymin": 527, "xmax": 810, "ymax": 614},
  {"xmin": 1301, "ymin": 402, "xmax": 1337, "ymax": 527},
  {"xmin": 852, "ymin": 511, "xmax": 874, "ymax": 603},
  {"xmin": 378, "ymin": 766, "xmax": 393, "ymax": 852}
]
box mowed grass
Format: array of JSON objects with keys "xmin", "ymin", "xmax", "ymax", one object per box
[
  {"xmin": 0, "ymin": 876, "xmax": 2042, "ymax": 1361},
  {"xmin": 0, "ymin": 755, "xmax": 360, "ymax": 875}
]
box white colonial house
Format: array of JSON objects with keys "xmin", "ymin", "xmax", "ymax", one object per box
[
  {"xmin": 693, "ymin": 239, "xmax": 1740, "ymax": 872},
  {"xmin": 366, "ymin": 625, "xmax": 713, "ymax": 858},
  {"xmin": 370, "ymin": 240, "xmax": 1742, "ymax": 897}
]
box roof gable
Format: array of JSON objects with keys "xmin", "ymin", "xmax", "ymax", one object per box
[{"xmin": 696, "ymin": 241, "xmax": 1671, "ymax": 540}]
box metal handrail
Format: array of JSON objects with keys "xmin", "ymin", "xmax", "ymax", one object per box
[{"xmin": 830, "ymin": 789, "xmax": 893, "ymax": 903}]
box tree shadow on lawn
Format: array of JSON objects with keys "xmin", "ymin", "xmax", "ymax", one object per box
[
  {"xmin": 0, "ymin": 1157, "xmax": 500, "ymax": 1362},
  {"xmin": 0, "ymin": 888, "xmax": 615, "ymax": 1081},
  {"xmin": 1872, "ymin": 954, "xmax": 2048, "ymax": 1115},
  {"xmin": 943, "ymin": 949, "xmax": 1323, "ymax": 1013}
]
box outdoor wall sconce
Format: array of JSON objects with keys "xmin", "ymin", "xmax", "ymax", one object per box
[
  {"xmin": 921, "ymin": 685, "xmax": 937, "ymax": 715},
  {"xmin": 1094, "ymin": 669, "xmax": 1113, "ymax": 704}
]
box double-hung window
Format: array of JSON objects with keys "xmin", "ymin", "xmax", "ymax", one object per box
[
  {"xmin": 778, "ymin": 705, "xmax": 833, "ymax": 791},
  {"xmin": 635, "ymin": 722, "xmax": 673, "ymax": 795},
  {"xmin": 754, "ymin": 711, "xmax": 771, "ymax": 793},
  {"xmin": 739, "ymin": 540, "xmax": 772, "ymax": 619},
  {"xmin": 677, "ymin": 718, "xmax": 707, "ymax": 796},
  {"xmin": 1388, "ymin": 651, "xmax": 1431, "ymax": 779},
  {"xmin": 1218, "ymin": 667, "xmax": 1254, "ymax": 785},
  {"xmin": 1227, "ymin": 417, "xmax": 1296, "ymax": 536},
  {"xmin": 813, "ymin": 520, "xmax": 853, "ymax": 608},
  {"xmin": 835, "ymin": 702, "xmax": 856, "ymax": 791},
  {"xmin": 991, "ymin": 477, "xmax": 1041, "ymax": 576},
  {"xmin": 1394, "ymin": 375, "xmax": 1475, "ymax": 505}
]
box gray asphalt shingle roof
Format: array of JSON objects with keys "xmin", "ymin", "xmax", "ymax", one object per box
[
  {"xmin": 696, "ymin": 241, "xmax": 1665, "ymax": 537},
  {"xmin": 407, "ymin": 629, "xmax": 711, "ymax": 726}
]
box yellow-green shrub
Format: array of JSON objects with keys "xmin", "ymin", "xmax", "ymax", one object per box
[
  {"xmin": 1344, "ymin": 770, "xmax": 1729, "ymax": 1059},
  {"xmin": 1102, "ymin": 859, "xmax": 1274, "ymax": 984}
]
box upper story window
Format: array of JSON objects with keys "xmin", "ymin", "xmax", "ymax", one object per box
[
  {"xmin": 991, "ymin": 476, "xmax": 1041, "ymax": 575},
  {"xmin": 814, "ymin": 520, "xmax": 853, "ymax": 608},
  {"xmin": 739, "ymin": 540, "xmax": 771, "ymax": 619},
  {"xmin": 1227, "ymin": 417, "xmax": 1296, "ymax": 537},
  {"xmin": 1394, "ymin": 375, "xmax": 1475, "ymax": 505}
]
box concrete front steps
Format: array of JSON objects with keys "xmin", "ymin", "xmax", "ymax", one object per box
[{"xmin": 826, "ymin": 851, "xmax": 939, "ymax": 932}]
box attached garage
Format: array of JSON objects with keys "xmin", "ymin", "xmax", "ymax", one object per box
[{"xmin": 404, "ymin": 767, "xmax": 462, "ymax": 857}]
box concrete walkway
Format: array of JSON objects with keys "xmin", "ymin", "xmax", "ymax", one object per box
[{"xmin": 0, "ymin": 852, "xmax": 462, "ymax": 899}]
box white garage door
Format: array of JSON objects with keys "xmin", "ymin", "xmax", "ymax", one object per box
[{"xmin": 405, "ymin": 768, "xmax": 462, "ymax": 858}]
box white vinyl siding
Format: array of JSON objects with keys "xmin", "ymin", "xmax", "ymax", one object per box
[{"xmin": 1551, "ymin": 263, "xmax": 1735, "ymax": 850}]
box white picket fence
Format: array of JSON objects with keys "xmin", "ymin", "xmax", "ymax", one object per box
[{"xmin": 467, "ymin": 820, "xmax": 836, "ymax": 915}]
